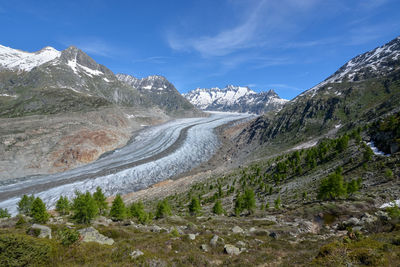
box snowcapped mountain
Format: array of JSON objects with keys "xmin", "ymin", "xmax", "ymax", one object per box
[
  {"xmin": 304, "ymin": 36, "xmax": 400, "ymax": 97},
  {"xmin": 0, "ymin": 44, "xmax": 199, "ymax": 117},
  {"xmin": 116, "ymin": 73, "xmax": 200, "ymax": 116},
  {"xmin": 239, "ymin": 35, "xmax": 400, "ymax": 148},
  {"xmin": 0, "ymin": 45, "xmax": 61, "ymax": 72},
  {"xmin": 184, "ymin": 85, "xmax": 288, "ymax": 114}
]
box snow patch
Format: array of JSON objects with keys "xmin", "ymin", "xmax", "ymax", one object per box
[
  {"xmin": 367, "ymin": 141, "xmax": 390, "ymax": 156},
  {"xmin": 0, "ymin": 93, "xmax": 17, "ymax": 98},
  {"xmin": 380, "ymin": 200, "xmax": 400, "ymax": 209},
  {"xmin": 0, "ymin": 45, "xmax": 61, "ymax": 72}
]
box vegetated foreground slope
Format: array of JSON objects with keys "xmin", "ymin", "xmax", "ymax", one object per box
[{"xmin": 1, "ymin": 37, "xmax": 400, "ymax": 266}]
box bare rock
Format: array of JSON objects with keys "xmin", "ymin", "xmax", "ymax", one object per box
[
  {"xmin": 360, "ymin": 213, "xmax": 378, "ymax": 224},
  {"xmin": 224, "ymin": 244, "xmax": 241, "ymax": 256},
  {"xmin": 130, "ymin": 250, "xmax": 144, "ymax": 259},
  {"xmin": 31, "ymin": 224, "xmax": 52, "ymax": 239},
  {"xmin": 93, "ymin": 216, "xmax": 113, "ymax": 227},
  {"xmin": 188, "ymin": 234, "xmax": 196, "ymax": 240},
  {"xmin": 210, "ymin": 235, "xmax": 220, "ymax": 247},
  {"xmin": 78, "ymin": 227, "xmax": 114, "ymax": 245},
  {"xmin": 200, "ymin": 244, "xmax": 209, "ymax": 252},
  {"xmin": 232, "ymin": 226, "xmax": 244, "ymax": 234}
]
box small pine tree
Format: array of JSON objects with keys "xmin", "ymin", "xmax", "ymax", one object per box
[
  {"xmin": 213, "ymin": 200, "xmax": 224, "ymax": 215},
  {"xmin": 234, "ymin": 193, "xmax": 244, "ymax": 216},
  {"xmin": 31, "ymin": 197, "xmax": 50, "ymax": 223},
  {"xmin": 0, "ymin": 208, "xmax": 11, "ymax": 218},
  {"xmin": 218, "ymin": 184, "xmax": 223, "ymax": 198},
  {"xmin": 302, "ymin": 191, "xmax": 308, "ymax": 201},
  {"xmin": 17, "ymin": 194, "xmax": 35, "ymax": 215},
  {"xmin": 336, "ymin": 135, "xmax": 349, "ymax": 152},
  {"xmin": 129, "ymin": 201, "xmax": 151, "ymax": 224},
  {"xmin": 109, "ymin": 194, "xmax": 126, "ymax": 221},
  {"xmin": 363, "ymin": 146, "xmax": 374, "ymax": 162},
  {"xmin": 155, "ymin": 199, "xmax": 172, "ymax": 219},
  {"xmin": 72, "ymin": 191, "xmax": 98, "ymax": 224},
  {"xmin": 274, "ymin": 196, "xmax": 281, "ymax": 210},
  {"xmin": 93, "ymin": 187, "xmax": 108, "ymax": 215},
  {"xmin": 317, "ymin": 172, "xmax": 347, "ymax": 200},
  {"xmin": 243, "ymin": 189, "xmax": 256, "ymax": 214},
  {"xmin": 189, "ymin": 197, "xmax": 202, "ymax": 216},
  {"xmin": 56, "ymin": 196, "xmax": 70, "ymax": 215},
  {"xmin": 347, "ymin": 178, "xmax": 362, "ymax": 196}
]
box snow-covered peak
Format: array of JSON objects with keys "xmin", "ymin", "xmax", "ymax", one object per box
[
  {"xmin": 184, "ymin": 85, "xmax": 287, "ymax": 114},
  {"xmin": 303, "ymin": 35, "xmax": 400, "ymax": 97},
  {"xmin": 0, "ymin": 44, "xmax": 61, "ymax": 72},
  {"xmin": 116, "ymin": 73, "xmax": 170, "ymax": 91}
]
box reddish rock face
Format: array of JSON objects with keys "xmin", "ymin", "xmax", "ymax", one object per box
[{"xmin": 51, "ymin": 129, "xmax": 127, "ymax": 171}]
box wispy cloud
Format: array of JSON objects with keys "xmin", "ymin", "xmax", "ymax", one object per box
[
  {"xmin": 132, "ymin": 56, "xmax": 170, "ymax": 64},
  {"xmin": 358, "ymin": 0, "xmax": 389, "ymax": 10},
  {"xmin": 167, "ymin": 0, "xmax": 263, "ymax": 57}
]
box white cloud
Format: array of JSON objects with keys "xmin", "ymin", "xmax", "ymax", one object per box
[{"xmin": 166, "ymin": 0, "xmax": 322, "ymax": 57}]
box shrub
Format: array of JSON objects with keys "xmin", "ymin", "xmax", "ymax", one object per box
[
  {"xmin": 0, "ymin": 208, "xmax": 10, "ymax": 218},
  {"xmin": 212, "ymin": 200, "xmax": 224, "ymax": 215},
  {"xmin": 93, "ymin": 187, "xmax": 108, "ymax": 215},
  {"xmin": 109, "ymin": 194, "xmax": 126, "ymax": 221},
  {"xmin": 385, "ymin": 169, "xmax": 393, "ymax": 178},
  {"xmin": 274, "ymin": 196, "xmax": 281, "ymax": 210},
  {"xmin": 17, "ymin": 194, "xmax": 35, "ymax": 215},
  {"xmin": 129, "ymin": 201, "xmax": 151, "ymax": 224},
  {"xmin": 155, "ymin": 199, "xmax": 172, "ymax": 219},
  {"xmin": 58, "ymin": 227, "xmax": 80, "ymax": 246},
  {"xmin": 55, "ymin": 196, "xmax": 70, "ymax": 215},
  {"xmin": 170, "ymin": 227, "xmax": 180, "ymax": 237},
  {"xmin": 0, "ymin": 234, "xmax": 52, "ymax": 266},
  {"xmin": 31, "ymin": 197, "xmax": 50, "ymax": 223},
  {"xmin": 72, "ymin": 191, "xmax": 98, "ymax": 224},
  {"xmin": 188, "ymin": 197, "xmax": 201, "ymax": 216}
]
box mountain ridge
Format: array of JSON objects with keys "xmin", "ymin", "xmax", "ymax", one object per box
[{"xmin": 184, "ymin": 85, "xmax": 288, "ymax": 114}]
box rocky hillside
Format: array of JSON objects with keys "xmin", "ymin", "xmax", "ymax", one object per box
[
  {"xmin": 116, "ymin": 74, "xmax": 201, "ymax": 117},
  {"xmin": 237, "ymin": 36, "xmax": 400, "ymax": 154},
  {"xmin": 0, "ymin": 44, "xmax": 201, "ymax": 179},
  {"xmin": 184, "ymin": 85, "xmax": 288, "ymax": 114},
  {"xmin": 0, "ymin": 44, "xmax": 201, "ymax": 118}
]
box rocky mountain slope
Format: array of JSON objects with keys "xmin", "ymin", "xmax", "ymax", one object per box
[
  {"xmin": 0, "ymin": 44, "xmax": 201, "ymax": 179},
  {"xmin": 184, "ymin": 85, "xmax": 288, "ymax": 114},
  {"xmin": 237, "ymin": 36, "xmax": 400, "ymax": 155},
  {"xmin": 116, "ymin": 74, "xmax": 201, "ymax": 117}
]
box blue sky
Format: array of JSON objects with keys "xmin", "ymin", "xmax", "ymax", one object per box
[{"xmin": 1, "ymin": 0, "xmax": 399, "ymax": 99}]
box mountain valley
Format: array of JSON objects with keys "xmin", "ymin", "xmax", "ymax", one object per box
[{"xmin": 0, "ymin": 35, "xmax": 400, "ymax": 266}]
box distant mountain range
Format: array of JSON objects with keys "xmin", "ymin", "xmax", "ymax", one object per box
[
  {"xmin": 0, "ymin": 44, "xmax": 200, "ymax": 117},
  {"xmin": 184, "ymin": 85, "xmax": 288, "ymax": 114}
]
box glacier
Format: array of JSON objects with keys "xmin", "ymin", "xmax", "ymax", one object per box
[{"xmin": 0, "ymin": 112, "xmax": 251, "ymax": 215}]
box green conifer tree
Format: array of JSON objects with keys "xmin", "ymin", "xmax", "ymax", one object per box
[
  {"xmin": 93, "ymin": 187, "xmax": 108, "ymax": 215},
  {"xmin": 213, "ymin": 200, "xmax": 224, "ymax": 215},
  {"xmin": 109, "ymin": 194, "xmax": 126, "ymax": 221},
  {"xmin": 31, "ymin": 197, "xmax": 50, "ymax": 223}
]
